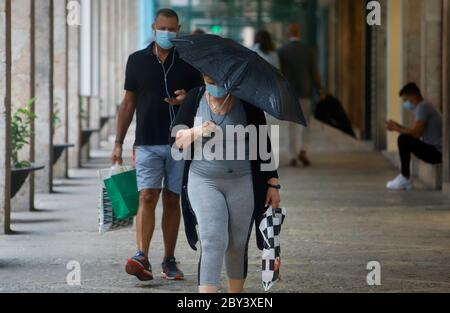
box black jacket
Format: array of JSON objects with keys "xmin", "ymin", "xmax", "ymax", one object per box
[{"xmin": 170, "ymin": 86, "xmax": 279, "ymax": 251}]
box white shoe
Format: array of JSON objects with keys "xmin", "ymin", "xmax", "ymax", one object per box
[{"xmin": 386, "ymin": 175, "xmax": 413, "ymax": 191}]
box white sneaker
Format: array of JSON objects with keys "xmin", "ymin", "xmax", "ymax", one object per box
[{"xmin": 386, "ymin": 175, "xmax": 413, "ymax": 191}]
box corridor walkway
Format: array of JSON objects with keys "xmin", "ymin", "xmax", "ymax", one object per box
[{"xmin": 1, "ymin": 122, "xmax": 450, "ymax": 293}]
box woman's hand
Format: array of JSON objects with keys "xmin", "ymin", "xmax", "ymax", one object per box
[
  {"xmin": 175, "ymin": 122, "xmax": 217, "ymax": 149},
  {"xmin": 194, "ymin": 121, "xmax": 217, "ymax": 138},
  {"xmin": 266, "ymin": 178, "xmax": 281, "ymax": 209}
]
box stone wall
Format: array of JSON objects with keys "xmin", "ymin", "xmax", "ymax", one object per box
[
  {"xmin": 0, "ymin": 0, "xmax": 11, "ymax": 233},
  {"xmin": 10, "ymin": 0, "xmax": 33, "ymax": 211},
  {"xmin": 1, "ymin": 0, "xmax": 140, "ymax": 232}
]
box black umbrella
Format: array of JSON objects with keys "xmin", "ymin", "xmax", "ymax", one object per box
[
  {"xmin": 314, "ymin": 95, "xmax": 357, "ymax": 138},
  {"xmin": 171, "ymin": 34, "xmax": 306, "ymax": 126}
]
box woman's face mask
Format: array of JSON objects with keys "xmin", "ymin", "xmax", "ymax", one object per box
[
  {"xmin": 154, "ymin": 30, "xmax": 177, "ymax": 49},
  {"xmin": 205, "ymin": 82, "xmax": 228, "ymax": 98},
  {"xmin": 403, "ymin": 100, "xmax": 415, "ymax": 111}
]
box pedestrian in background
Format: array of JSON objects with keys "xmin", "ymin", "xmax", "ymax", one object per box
[
  {"xmin": 253, "ymin": 30, "xmax": 280, "ymax": 70},
  {"xmin": 278, "ymin": 23, "xmax": 326, "ymax": 167},
  {"xmin": 386, "ymin": 83, "xmax": 443, "ymax": 190}
]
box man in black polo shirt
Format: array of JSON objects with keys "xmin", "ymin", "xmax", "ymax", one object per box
[{"xmin": 111, "ymin": 8, "xmax": 203, "ymax": 282}]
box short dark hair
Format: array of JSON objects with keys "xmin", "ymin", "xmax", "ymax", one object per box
[
  {"xmin": 399, "ymin": 83, "xmax": 422, "ymax": 97},
  {"xmin": 155, "ymin": 8, "xmax": 179, "ymax": 23}
]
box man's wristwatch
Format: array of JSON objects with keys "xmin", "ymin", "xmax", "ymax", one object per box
[{"xmin": 268, "ymin": 183, "xmax": 281, "ymax": 190}]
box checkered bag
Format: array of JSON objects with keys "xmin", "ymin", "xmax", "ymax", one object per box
[{"xmin": 259, "ymin": 206, "xmax": 287, "ymax": 291}]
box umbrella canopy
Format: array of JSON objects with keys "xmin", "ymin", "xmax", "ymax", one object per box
[
  {"xmin": 259, "ymin": 206, "xmax": 287, "ymax": 291},
  {"xmin": 171, "ymin": 34, "xmax": 306, "ymax": 126},
  {"xmin": 314, "ymin": 95, "xmax": 357, "ymax": 138}
]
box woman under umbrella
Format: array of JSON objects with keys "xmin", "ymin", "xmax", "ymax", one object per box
[{"xmin": 171, "ymin": 74, "xmax": 281, "ymax": 293}]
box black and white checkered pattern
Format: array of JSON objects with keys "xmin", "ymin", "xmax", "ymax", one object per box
[
  {"xmin": 98, "ymin": 187, "xmax": 134, "ymax": 233},
  {"xmin": 259, "ymin": 207, "xmax": 287, "ymax": 291}
]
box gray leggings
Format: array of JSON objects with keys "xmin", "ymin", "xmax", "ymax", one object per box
[{"xmin": 187, "ymin": 171, "xmax": 255, "ymax": 286}]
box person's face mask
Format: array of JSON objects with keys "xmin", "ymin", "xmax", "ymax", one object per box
[
  {"xmin": 205, "ymin": 82, "xmax": 228, "ymax": 98},
  {"xmin": 403, "ymin": 100, "xmax": 415, "ymax": 111},
  {"xmin": 154, "ymin": 30, "xmax": 177, "ymax": 49}
]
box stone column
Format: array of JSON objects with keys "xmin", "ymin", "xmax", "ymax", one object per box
[
  {"xmin": 53, "ymin": 0, "xmax": 69, "ymax": 179},
  {"xmin": 34, "ymin": 0, "xmax": 54, "ymax": 194},
  {"xmin": 0, "ymin": 0, "xmax": 12, "ymax": 233},
  {"xmin": 128, "ymin": 0, "xmax": 139, "ymax": 54},
  {"xmin": 402, "ymin": 0, "xmax": 423, "ymax": 84},
  {"xmin": 421, "ymin": 0, "xmax": 443, "ymax": 110},
  {"xmin": 67, "ymin": 0, "xmax": 82, "ymax": 169},
  {"xmin": 401, "ymin": 0, "xmax": 423, "ymax": 126},
  {"xmin": 121, "ymin": 0, "xmax": 128, "ymax": 87},
  {"xmin": 334, "ymin": 0, "xmax": 365, "ymax": 134},
  {"xmin": 10, "ymin": 0, "xmax": 33, "ymax": 211},
  {"xmin": 107, "ymin": 0, "xmax": 119, "ymax": 138},
  {"xmin": 99, "ymin": 0, "xmax": 109, "ymax": 144},
  {"xmin": 385, "ymin": 0, "xmax": 404, "ymax": 151},
  {"xmin": 89, "ymin": 0, "xmax": 100, "ymax": 152},
  {"xmin": 416, "ymin": 0, "xmax": 444, "ymax": 189},
  {"xmin": 443, "ymin": 0, "xmax": 450, "ymax": 193},
  {"xmin": 114, "ymin": 0, "xmax": 122, "ymax": 126}
]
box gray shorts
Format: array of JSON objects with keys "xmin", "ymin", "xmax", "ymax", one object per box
[{"xmin": 135, "ymin": 145, "xmax": 185, "ymax": 195}]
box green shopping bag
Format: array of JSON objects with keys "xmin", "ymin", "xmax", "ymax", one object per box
[{"xmin": 104, "ymin": 169, "xmax": 139, "ymax": 220}]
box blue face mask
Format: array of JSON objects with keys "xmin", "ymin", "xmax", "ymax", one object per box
[
  {"xmin": 155, "ymin": 30, "xmax": 177, "ymax": 50},
  {"xmin": 205, "ymin": 83, "xmax": 228, "ymax": 98},
  {"xmin": 403, "ymin": 101, "xmax": 415, "ymax": 111}
]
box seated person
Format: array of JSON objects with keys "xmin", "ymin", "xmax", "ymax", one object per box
[{"xmin": 385, "ymin": 83, "xmax": 443, "ymax": 190}]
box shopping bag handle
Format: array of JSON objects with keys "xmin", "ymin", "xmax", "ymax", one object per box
[{"xmin": 110, "ymin": 163, "xmax": 127, "ymax": 176}]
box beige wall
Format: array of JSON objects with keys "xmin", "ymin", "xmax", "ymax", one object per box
[
  {"xmin": 386, "ymin": 0, "xmax": 403, "ymax": 151},
  {"xmin": 334, "ymin": 0, "xmax": 365, "ymax": 133}
]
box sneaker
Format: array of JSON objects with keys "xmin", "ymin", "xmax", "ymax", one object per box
[
  {"xmin": 386, "ymin": 175, "xmax": 413, "ymax": 191},
  {"xmin": 161, "ymin": 256, "xmax": 184, "ymax": 281},
  {"xmin": 125, "ymin": 251, "xmax": 154, "ymax": 281}
]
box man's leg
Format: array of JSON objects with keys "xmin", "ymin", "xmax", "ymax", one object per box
[
  {"xmin": 161, "ymin": 188, "xmax": 181, "ymax": 258},
  {"xmin": 398, "ymin": 134, "xmax": 414, "ymax": 178},
  {"xmin": 160, "ymin": 145, "xmax": 185, "ymax": 280},
  {"xmin": 126, "ymin": 146, "xmax": 165, "ymax": 281},
  {"xmin": 398, "ymin": 134, "xmax": 442, "ymax": 179},
  {"xmin": 136, "ymin": 189, "xmax": 161, "ymax": 257},
  {"xmin": 126, "ymin": 188, "xmax": 161, "ymax": 281}
]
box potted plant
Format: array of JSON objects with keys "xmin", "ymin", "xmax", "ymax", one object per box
[
  {"xmin": 52, "ymin": 99, "xmax": 74, "ymax": 165},
  {"xmin": 10, "ymin": 98, "xmax": 44, "ymax": 199}
]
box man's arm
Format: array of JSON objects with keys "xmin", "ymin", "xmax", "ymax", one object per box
[
  {"xmin": 386, "ymin": 119, "xmax": 426, "ymax": 139},
  {"xmin": 111, "ymin": 91, "xmax": 136, "ymax": 165}
]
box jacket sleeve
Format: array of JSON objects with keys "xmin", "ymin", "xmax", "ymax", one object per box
[
  {"xmin": 246, "ymin": 104, "xmax": 279, "ymax": 181},
  {"xmin": 170, "ymin": 86, "xmax": 202, "ymax": 148}
]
